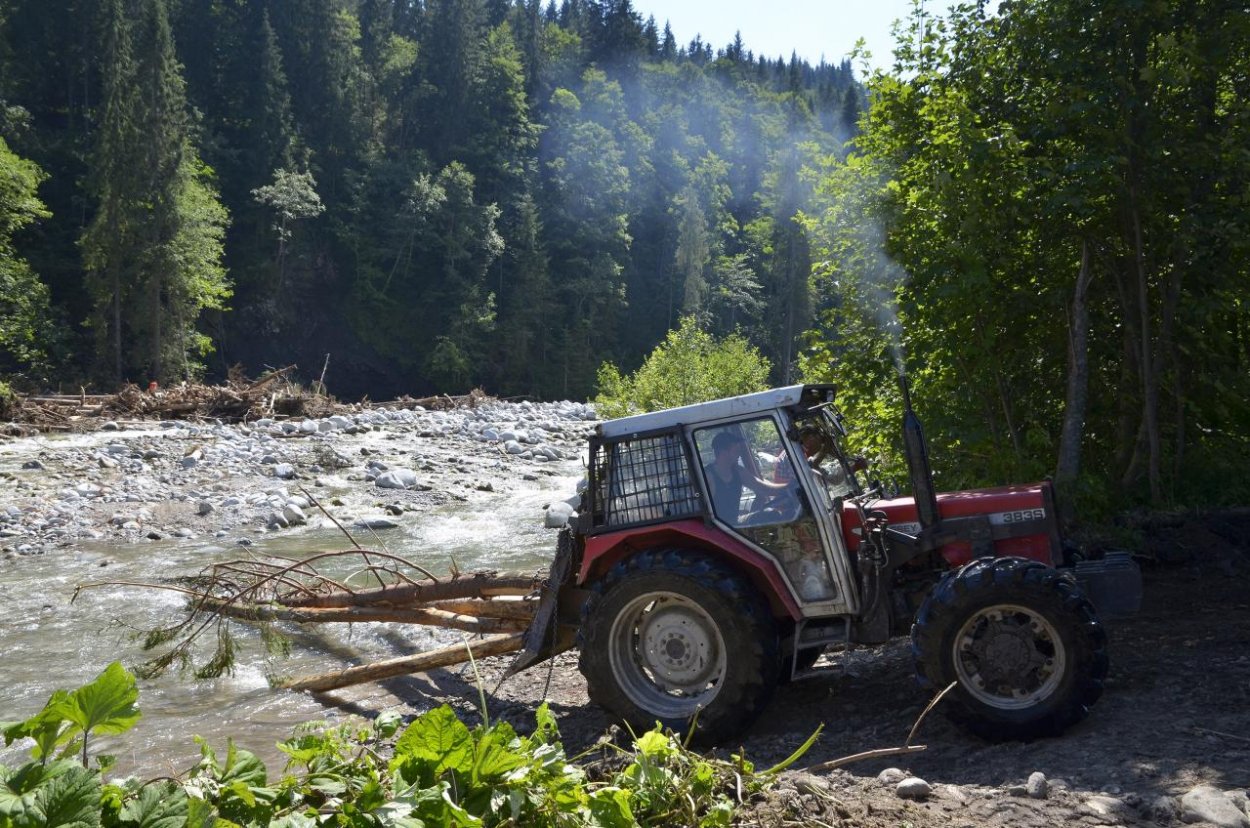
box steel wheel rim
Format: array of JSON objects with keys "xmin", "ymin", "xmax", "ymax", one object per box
[
  {"xmin": 607, "ymin": 591, "xmax": 727, "ymax": 719},
  {"xmin": 952, "ymin": 603, "xmax": 1066, "ymax": 710}
]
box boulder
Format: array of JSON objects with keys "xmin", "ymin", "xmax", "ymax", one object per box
[
  {"xmin": 1181, "ymin": 786, "xmax": 1250, "ymax": 828},
  {"xmin": 376, "ymin": 469, "xmax": 419, "ymax": 489},
  {"xmin": 544, "ymin": 501, "xmax": 575, "ymax": 528}
]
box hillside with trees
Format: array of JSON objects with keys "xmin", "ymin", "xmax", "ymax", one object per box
[{"xmin": 0, "ymin": 0, "xmax": 860, "ymax": 400}]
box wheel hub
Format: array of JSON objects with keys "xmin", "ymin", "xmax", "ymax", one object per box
[
  {"xmin": 640, "ymin": 601, "xmax": 718, "ymax": 690},
  {"xmin": 953, "ymin": 605, "xmax": 1065, "ymax": 709},
  {"xmin": 607, "ymin": 591, "xmax": 728, "ymax": 718}
]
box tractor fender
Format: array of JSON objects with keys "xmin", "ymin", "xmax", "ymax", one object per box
[{"xmin": 578, "ymin": 518, "xmax": 802, "ymax": 620}]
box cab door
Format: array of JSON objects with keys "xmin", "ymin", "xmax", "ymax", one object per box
[{"xmin": 690, "ymin": 415, "xmax": 858, "ymax": 616}]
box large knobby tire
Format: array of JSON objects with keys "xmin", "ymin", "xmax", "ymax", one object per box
[
  {"xmin": 911, "ymin": 557, "xmax": 1108, "ymax": 741},
  {"xmin": 579, "ymin": 548, "xmax": 780, "ymax": 745}
]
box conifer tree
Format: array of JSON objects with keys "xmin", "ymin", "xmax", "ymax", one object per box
[{"xmin": 81, "ymin": 0, "xmax": 139, "ymax": 382}]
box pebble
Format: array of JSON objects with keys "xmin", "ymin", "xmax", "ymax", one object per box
[
  {"xmin": 273, "ymin": 463, "xmax": 295, "ymax": 479},
  {"xmin": 1027, "ymin": 771, "xmax": 1049, "ymax": 800},
  {"xmin": 1181, "ymin": 785, "xmax": 1250, "ymax": 828},
  {"xmin": 896, "ymin": 778, "xmax": 931, "ymax": 801},
  {"xmin": 877, "ymin": 767, "xmax": 908, "ymax": 785}
]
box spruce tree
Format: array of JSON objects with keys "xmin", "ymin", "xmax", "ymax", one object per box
[{"xmin": 81, "ymin": 0, "xmax": 139, "ymax": 382}]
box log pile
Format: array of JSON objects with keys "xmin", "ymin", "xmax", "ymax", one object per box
[{"xmin": 88, "ymin": 548, "xmax": 548, "ymax": 693}]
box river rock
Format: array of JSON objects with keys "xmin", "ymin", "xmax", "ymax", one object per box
[
  {"xmin": 1026, "ymin": 771, "xmax": 1049, "ymax": 799},
  {"xmin": 197, "ymin": 500, "xmax": 214, "ymax": 516},
  {"xmin": 376, "ymin": 469, "xmax": 418, "ymax": 489},
  {"xmin": 282, "ymin": 504, "xmax": 308, "ymax": 526},
  {"xmin": 1149, "ymin": 794, "xmax": 1181, "ymax": 823},
  {"xmin": 544, "ymin": 501, "xmax": 574, "ymax": 528},
  {"xmin": 1181, "ymin": 786, "xmax": 1250, "ymax": 827},
  {"xmin": 1082, "ymin": 795, "xmax": 1127, "ymax": 819},
  {"xmin": 877, "ymin": 768, "xmax": 908, "ymax": 785},
  {"xmin": 896, "ymin": 778, "xmax": 931, "ymax": 801},
  {"xmin": 503, "ymin": 440, "xmax": 525, "ymax": 455},
  {"xmin": 353, "ymin": 517, "xmax": 399, "ymax": 530},
  {"xmin": 273, "ymin": 463, "xmax": 295, "ymax": 479}
]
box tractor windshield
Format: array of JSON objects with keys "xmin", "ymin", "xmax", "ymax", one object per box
[{"xmin": 786, "ymin": 409, "xmax": 863, "ymax": 506}]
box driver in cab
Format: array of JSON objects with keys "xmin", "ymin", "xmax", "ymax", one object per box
[{"xmin": 704, "ymin": 431, "xmax": 794, "ymax": 526}]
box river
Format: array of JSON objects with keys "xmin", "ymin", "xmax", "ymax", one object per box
[{"xmin": 1, "ymin": 434, "xmax": 582, "ymax": 777}]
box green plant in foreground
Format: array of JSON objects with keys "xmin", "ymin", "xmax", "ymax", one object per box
[{"xmin": 0, "ymin": 666, "xmax": 820, "ymax": 828}]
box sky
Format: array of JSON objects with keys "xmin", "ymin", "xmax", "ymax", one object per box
[{"xmin": 628, "ymin": 0, "xmax": 926, "ymax": 72}]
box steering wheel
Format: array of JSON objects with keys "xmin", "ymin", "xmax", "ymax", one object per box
[{"xmin": 756, "ymin": 488, "xmax": 804, "ymax": 523}]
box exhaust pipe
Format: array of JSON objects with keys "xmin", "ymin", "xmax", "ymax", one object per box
[{"xmin": 900, "ymin": 377, "xmax": 940, "ymax": 531}]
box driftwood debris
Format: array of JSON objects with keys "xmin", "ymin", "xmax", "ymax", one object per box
[
  {"xmin": 8, "ymin": 366, "xmax": 318, "ymax": 428},
  {"xmin": 5, "ymin": 373, "xmax": 497, "ymax": 433},
  {"xmin": 83, "ymin": 548, "xmax": 549, "ymax": 692}
]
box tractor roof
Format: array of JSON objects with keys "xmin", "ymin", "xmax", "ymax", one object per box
[{"xmin": 596, "ymin": 384, "xmax": 836, "ymax": 440}]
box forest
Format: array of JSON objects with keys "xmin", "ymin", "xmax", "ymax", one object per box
[
  {"xmin": 0, "ymin": 0, "xmax": 860, "ymax": 400},
  {"xmin": 1, "ymin": 0, "xmax": 1248, "ymax": 510}
]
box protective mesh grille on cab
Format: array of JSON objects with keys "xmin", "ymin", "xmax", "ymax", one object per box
[{"xmin": 597, "ymin": 434, "xmax": 701, "ymax": 526}]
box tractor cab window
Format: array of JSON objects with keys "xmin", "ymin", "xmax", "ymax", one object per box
[
  {"xmin": 694, "ymin": 418, "xmax": 838, "ymax": 603},
  {"xmin": 787, "ymin": 412, "xmax": 862, "ymax": 506}
]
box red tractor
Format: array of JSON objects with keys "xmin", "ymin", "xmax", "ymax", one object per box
[{"xmin": 514, "ymin": 384, "xmax": 1139, "ymax": 744}]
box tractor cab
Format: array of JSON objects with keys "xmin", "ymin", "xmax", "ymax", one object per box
[{"xmin": 579, "ymin": 384, "xmax": 861, "ymax": 618}]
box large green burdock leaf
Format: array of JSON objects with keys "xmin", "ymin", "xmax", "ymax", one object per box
[
  {"xmin": 392, "ymin": 707, "xmax": 473, "ymax": 780},
  {"xmin": 3, "ymin": 691, "xmax": 73, "ymax": 761},
  {"xmin": 0, "ymin": 761, "xmax": 99, "ymax": 828},
  {"xmin": 119, "ymin": 783, "xmax": 187, "ymax": 828},
  {"xmin": 62, "ymin": 664, "xmax": 141, "ymax": 741}
]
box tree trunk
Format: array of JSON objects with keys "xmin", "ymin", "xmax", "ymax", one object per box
[
  {"xmin": 1055, "ymin": 241, "xmax": 1092, "ymax": 529},
  {"xmin": 111, "ymin": 270, "xmax": 122, "ymax": 383},
  {"xmin": 278, "ymin": 632, "xmax": 526, "ymax": 692},
  {"xmin": 1130, "ymin": 195, "xmax": 1163, "ymax": 504}
]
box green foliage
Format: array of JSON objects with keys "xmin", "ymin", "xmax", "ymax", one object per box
[
  {"xmin": 0, "ymin": 136, "xmax": 56, "ymax": 381},
  {"xmin": 594, "ymin": 315, "xmax": 770, "ymax": 418},
  {"xmin": 0, "ymin": 668, "xmax": 821, "ymax": 828},
  {"xmin": 2, "ymin": 662, "xmax": 140, "ymax": 768},
  {"xmin": 803, "ymin": 0, "xmax": 1250, "ymax": 509}
]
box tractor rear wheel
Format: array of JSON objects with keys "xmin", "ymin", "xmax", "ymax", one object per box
[
  {"xmin": 579, "ymin": 549, "xmax": 779, "ymax": 745},
  {"xmin": 911, "ymin": 557, "xmax": 1108, "ymax": 741}
]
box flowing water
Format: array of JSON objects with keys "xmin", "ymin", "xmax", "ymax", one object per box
[{"xmin": 0, "ymin": 464, "xmax": 582, "ymax": 776}]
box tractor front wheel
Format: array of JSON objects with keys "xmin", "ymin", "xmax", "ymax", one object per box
[
  {"xmin": 579, "ymin": 549, "xmax": 779, "ymax": 745},
  {"xmin": 911, "ymin": 557, "xmax": 1108, "ymax": 741}
]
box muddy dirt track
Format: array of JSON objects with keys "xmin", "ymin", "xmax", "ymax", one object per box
[{"xmin": 444, "ymin": 517, "xmax": 1250, "ymax": 827}]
